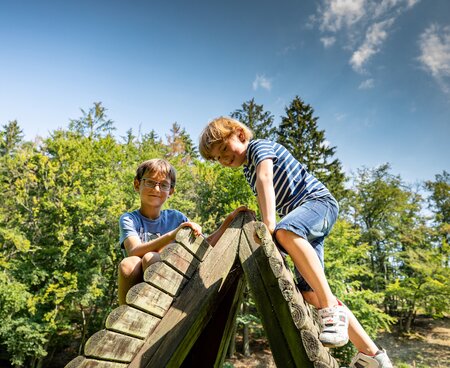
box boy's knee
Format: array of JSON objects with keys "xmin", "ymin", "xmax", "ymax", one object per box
[
  {"xmin": 142, "ymin": 252, "xmax": 161, "ymax": 270},
  {"xmin": 119, "ymin": 256, "xmax": 142, "ymax": 277}
]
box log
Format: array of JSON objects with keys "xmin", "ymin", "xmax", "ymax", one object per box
[
  {"xmin": 84, "ymin": 330, "xmax": 143, "ymax": 362},
  {"xmin": 251, "ymin": 220, "xmax": 337, "ymax": 367},
  {"xmin": 126, "ymin": 282, "xmax": 173, "ymax": 318},
  {"xmin": 143, "ymin": 261, "xmax": 188, "ymax": 297},
  {"xmin": 105, "ymin": 305, "xmax": 160, "ymax": 339},
  {"xmin": 128, "ymin": 214, "xmax": 245, "ymax": 368},
  {"xmin": 175, "ymin": 228, "xmax": 211, "ymax": 261},
  {"xmin": 160, "ymin": 242, "xmax": 200, "ymax": 278},
  {"xmin": 65, "ymin": 356, "xmax": 128, "ymax": 368},
  {"xmin": 239, "ymin": 215, "xmax": 313, "ymax": 368}
]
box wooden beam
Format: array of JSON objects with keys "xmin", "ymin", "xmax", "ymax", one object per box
[
  {"xmin": 128, "ymin": 214, "xmax": 245, "ymax": 368},
  {"xmin": 126, "ymin": 282, "xmax": 173, "ymax": 318},
  {"xmin": 83, "ymin": 330, "xmax": 143, "ymax": 363},
  {"xmin": 65, "ymin": 356, "xmax": 128, "ymax": 368},
  {"xmin": 105, "ymin": 305, "xmax": 160, "ymax": 339},
  {"xmin": 239, "ymin": 215, "xmax": 312, "ymax": 368}
]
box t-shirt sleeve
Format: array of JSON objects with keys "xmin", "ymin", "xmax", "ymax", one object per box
[
  {"xmin": 119, "ymin": 213, "xmax": 139, "ymax": 246},
  {"xmin": 249, "ymin": 140, "xmax": 277, "ymax": 167}
]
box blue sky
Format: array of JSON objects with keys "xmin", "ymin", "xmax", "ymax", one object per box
[{"xmin": 1, "ymin": 0, "xmax": 449, "ymax": 184}]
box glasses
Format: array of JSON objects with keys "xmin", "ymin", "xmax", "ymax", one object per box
[{"xmin": 140, "ymin": 178, "xmax": 171, "ymax": 192}]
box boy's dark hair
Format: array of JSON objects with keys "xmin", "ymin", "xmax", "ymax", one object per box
[{"xmin": 134, "ymin": 159, "xmax": 176, "ymax": 187}]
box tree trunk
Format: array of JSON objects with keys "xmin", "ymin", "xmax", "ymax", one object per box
[
  {"xmin": 227, "ymin": 320, "xmax": 237, "ymax": 358},
  {"xmin": 242, "ymin": 288, "xmax": 251, "ymax": 357}
]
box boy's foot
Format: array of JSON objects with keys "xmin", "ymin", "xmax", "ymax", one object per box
[
  {"xmin": 349, "ymin": 349, "xmax": 393, "ymax": 368},
  {"xmin": 318, "ymin": 305, "xmax": 349, "ymax": 347}
]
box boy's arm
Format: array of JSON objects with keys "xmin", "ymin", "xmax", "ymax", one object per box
[
  {"xmin": 255, "ymin": 158, "xmax": 277, "ymax": 234},
  {"xmin": 124, "ymin": 221, "xmax": 202, "ymax": 257},
  {"xmin": 206, "ymin": 206, "xmax": 250, "ymax": 246}
]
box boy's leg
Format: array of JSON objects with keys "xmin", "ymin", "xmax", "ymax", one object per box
[
  {"xmin": 276, "ymin": 229, "xmax": 336, "ymax": 308},
  {"xmin": 118, "ymin": 256, "xmax": 142, "ymax": 305},
  {"xmin": 141, "ymin": 251, "xmax": 161, "ymax": 271},
  {"xmin": 303, "ymin": 291, "xmax": 386, "ymax": 360}
]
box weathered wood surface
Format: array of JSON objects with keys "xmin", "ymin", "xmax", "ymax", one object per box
[
  {"xmin": 160, "ymin": 242, "xmax": 199, "ymax": 278},
  {"xmin": 105, "ymin": 305, "xmax": 160, "ymax": 339},
  {"xmin": 84, "ymin": 330, "xmax": 143, "ymax": 362},
  {"xmin": 143, "ymin": 261, "xmax": 188, "ymax": 296},
  {"xmin": 66, "ymin": 212, "xmax": 340, "ymax": 368},
  {"xmin": 239, "ymin": 213, "xmax": 313, "ymax": 368},
  {"xmin": 250, "ymin": 219, "xmax": 339, "ymax": 368},
  {"xmin": 65, "ymin": 229, "xmax": 211, "ymax": 368},
  {"xmin": 175, "ymin": 228, "xmax": 211, "ymax": 261},
  {"xmin": 125, "ymin": 282, "xmax": 173, "ymax": 317},
  {"xmin": 128, "ymin": 216, "xmax": 245, "ymax": 368},
  {"xmin": 65, "ymin": 356, "xmax": 128, "ymax": 368}
]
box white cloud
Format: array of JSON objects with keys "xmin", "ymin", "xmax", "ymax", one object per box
[
  {"xmin": 418, "ymin": 25, "xmax": 450, "ymax": 77},
  {"xmin": 315, "ymin": 0, "xmax": 421, "ymax": 73},
  {"xmin": 334, "ymin": 112, "xmax": 347, "ymax": 121},
  {"xmin": 358, "ymin": 78, "xmax": 375, "ymax": 89},
  {"xmin": 320, "ymin": 36, "xmax": 336, "ymax": 48},
  {"xmin": 350, "ymin": 19, "xmax": 394, "ymax": 72},
  {"xmin": 252, "ymin": 75, "xmax": 272, "ymax": 91},
  {"xmin": 418, "ymin": 24, "xmax": 450, "ymax": 93},
  {"xmin": 318, "ymin": 0, "xmax": 367, "ymax": 32}
]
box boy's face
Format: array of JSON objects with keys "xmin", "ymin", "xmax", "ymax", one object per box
[
  {"xmin": 210, "ymin": 131, "xmax": 248, "ymax": 168},
  {"xmin": 134, "ymin": 171, "xmax": 173, "ymax": 208}
]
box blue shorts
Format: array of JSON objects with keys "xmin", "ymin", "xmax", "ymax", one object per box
[{"xmin": 274, "ymin": 196, "xmax": 339, "ymax": 291}]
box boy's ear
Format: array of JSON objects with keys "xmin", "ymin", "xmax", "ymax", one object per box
[
  {"xmin": 133, "ymin": 179, "xmax": 140, "ymax": 191},
  {"xmin": 169, "ymin": 187, "xmax": 175, "ymax": 196},
  {"xmin": 237, "ymin": 128, "xmax": 246, "ymax": 142}
]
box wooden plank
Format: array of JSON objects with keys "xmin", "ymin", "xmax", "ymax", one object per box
[
  {"xmin": 254, "ymin": 222, "xmax": 322, "ymax": 335},
  {"xmin": 128, "ymin": 214, "xmax": 245, "ymax": 368},
  {"xmin": 247, "ymin": 220, "xmax": 338, "ymax": 367},
  {"xmin": 65, "ymin": 356, "xmax": 128, "ymax": 368},
  {"xmin": 105, "ymin": 305, "xmax": 160, "ymax": 339},
  {"xmin": 143, "ymin": 261, "xmax": 187, "ymax": 297},
  {"xmin": 175, "ymin": 227, "xmax": 211, "ymax": 261},
  {"xmin": 84, "ymin": 330, "xmax": 143, "ymax": 363},
  {"xmin": 160, "ymin": 242, "xmax": 200, "ymax": 278},
  {"xmin": 180, "ymin": 263, "xmax": 245, "ymax": 368},
  {"xmin": 239, "ymin": 220, "xmax": 306, "ymax": 368},
  {"xmin": 213, "ymin": 274, "xmax": 246, "ymax": 368},
  {"xmin": 126, "ymin": 282, "xmax": 173, "ymax": 317}
]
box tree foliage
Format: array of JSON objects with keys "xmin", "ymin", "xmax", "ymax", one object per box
[
  {"xmin": 0, "ymin": 98, "xmax": 447, "ymax": 366},
  {"xmin": 275, "ymin": 96, "xmax": 346, "ymax": 200},
  {"xmin": 230, "ymin": 98, "xmax": 275, "ymax": 140}
]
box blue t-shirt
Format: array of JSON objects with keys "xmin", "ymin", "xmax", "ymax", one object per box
[
  {"xmin": 243, "ymin": 139, "xmax": 332, "ymax": 217},
  {"xmin": 119, "ymin": 209, "xmax": 188, "ymax": 256}
]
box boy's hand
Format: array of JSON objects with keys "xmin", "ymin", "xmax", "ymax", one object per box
[{"xmin": 179, "ymin": 221, "xmax": 202, "ymax": 237}]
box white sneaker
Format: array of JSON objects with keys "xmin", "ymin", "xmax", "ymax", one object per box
[
  {"xmin": 318, "ymin": 305, "xmax": 349, "ymax": 347},
  {"xmin": 350, "ymin": 349, "xmax": 393, "ymax": 368}
]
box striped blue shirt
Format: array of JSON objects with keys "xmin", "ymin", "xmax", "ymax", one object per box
[{"xmin": 243, "ymin": 139, "xmax": 331, "ymax": 217}]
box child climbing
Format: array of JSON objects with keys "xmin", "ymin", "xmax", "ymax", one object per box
[{"xmin": 199, "ymin": 117, "xmax": 393, "ymax": 368}]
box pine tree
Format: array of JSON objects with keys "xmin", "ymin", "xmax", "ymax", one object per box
[
  {"xmin": 275, "ymin": 96, "xmax": 346, "ymax": 199},
  {"xmin": 0, "ymin": 120, "xmax": 24, "ymax": 156},
  {"xmin": 231, "ymin": 98, "xmax": 275, "ymax": 140}
]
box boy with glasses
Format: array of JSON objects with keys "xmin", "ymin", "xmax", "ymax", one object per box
[
  {"xmin": 118, "ymin": 158, "xmax": 244, "ymax": 305},
  {"xmin": 118, "ymin": 159, "xmax": 202, "ymax": 305}
]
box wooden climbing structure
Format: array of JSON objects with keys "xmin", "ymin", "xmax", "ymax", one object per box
[{"xmin": 66, "ymin": 211, "xmax": 339, "ymax": 368}]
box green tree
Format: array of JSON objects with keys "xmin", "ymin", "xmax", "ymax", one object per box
[
  {"xmin": 325, "ymin": 219, "xmax": 395, "ymax": 363},
  {"xmin": 166, "ymin": 122, "xmax": 198, "ymax": 160},
  {"xmin": 69, "ymin": 102, "xmax": 116, "ymax": 139},
  {"xmin": 425, "ymin": 171, "xmax": 450, "ymax": 257},
  {"xmin": 275, "ymin": 96, "xmax": 346, "ymax": 200},
  {"xmin": 231, "ymin": 98, "xmax": 275, "ymax": 140},
  {"xmin": 0, "ymin": 120, "xmax": 24, "ymax": 156}
]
